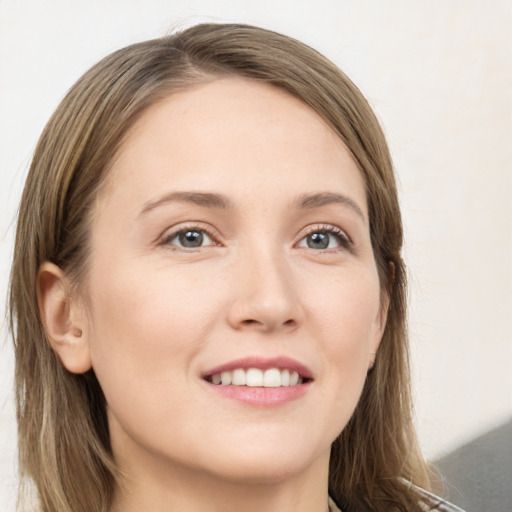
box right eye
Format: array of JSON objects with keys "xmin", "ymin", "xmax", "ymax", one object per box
[
  {"xmin": 296, "ymin": 225, "xmax": 352, "ymax": 252},
  {"xmin": 162, "ymin": 228, "xmax": 217, "ymax": 249}
]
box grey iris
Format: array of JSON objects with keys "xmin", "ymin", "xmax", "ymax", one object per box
[
  {"xmin": 308, "ymin": 232, "xmax": 329, "ymax": 249},
  {"xmin": 179, "ymin": 230, "xmax": 204, "ymax": 247}
]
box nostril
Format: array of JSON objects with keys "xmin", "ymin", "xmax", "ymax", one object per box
[
  {"xmin": 241, "ymin": 318, "xmax": 296, "ymax": 328},
  {"xmin": 242, "ymin": 319, "xmax": 259, "ymax": 326}
]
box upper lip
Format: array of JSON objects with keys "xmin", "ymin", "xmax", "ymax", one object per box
[{"xmin": 202, "ymin": 356, "xmax": 314, "ymax": 380}]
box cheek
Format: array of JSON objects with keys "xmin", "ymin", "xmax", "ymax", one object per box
[
  {"xmin": 308, "ymin": 265, "xmax": 382, "ymax": 346},
  {"xmin": 88, "ymin": 257, "xmax": 218, "ymax": 345},
  {"xmin": 84, "ymin": 262, "xmax": 221, "ymax": 425},
  {"xmin": 306, "ymin": 267, "xmax": 381, "ymax": 420}
]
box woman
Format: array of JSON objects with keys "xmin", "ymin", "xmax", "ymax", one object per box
[{"xmin": 9, "ymin": 23, "xmax": 463, "ymax": 512}]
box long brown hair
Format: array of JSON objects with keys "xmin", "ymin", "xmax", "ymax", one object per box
[{"xmin": 9, "ymin": 23, "xmax": 432, "ymax": 512}]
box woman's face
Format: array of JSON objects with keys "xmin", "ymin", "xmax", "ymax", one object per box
[{"xmin": 83, "ymin": 78, "xmax": 386, "ymax": 484}]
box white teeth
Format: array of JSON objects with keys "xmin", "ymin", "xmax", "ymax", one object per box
[
  {"xmin": 232, "ymin": 368, "xmax": 246, "ymax": 385},
  {"xmin": 209, "ymin": 368, "xmax": 306, "ymax": 387},
  {"xmin": 220, "ymin": 371, "xmax": 232, "ymax": 386},
  {"xmin": 263, "ymin": 368, "xmax": 281, "ymax": 387},
  {"xmin": 246, "ymin": 368, "xmax": 263, "ymax": 387}
]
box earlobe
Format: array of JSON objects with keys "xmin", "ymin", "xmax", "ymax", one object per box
[
  {"xmin": 368, "ymin": 351, "xmax": 377, "ymax": 370},
  {"xmin": 377, "ymin": 290, "xmax": 391, "ymax": 336},
  {"xmin": 369, "ymin": 305, "xmax": 387, "ymax": 371},
  {"xmin": 37, "ymin": 262, "xmax": 92, "ymax": 374},
  {"xmin": 378, "ymin": 260, "xmax": 395, "ymax": 335},
  {"xmin": 369, "ymin": 261, "xmax": 394, "ymax": 369}
]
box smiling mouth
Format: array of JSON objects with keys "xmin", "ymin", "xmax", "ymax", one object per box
[{"xmin": 204, "ymin": 368, "xmax": 311, "ymax": 388}]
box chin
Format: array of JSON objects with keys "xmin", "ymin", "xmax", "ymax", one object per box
[
  {"xmin": 193, "ymin": 438, "xmax": 328, "ymax": 485},
  {"xmin": 206, "ymin": 458, "xmax": 312, "ymax": 485}
]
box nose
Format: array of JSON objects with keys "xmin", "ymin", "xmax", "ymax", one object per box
[{"xmin": 226, "ymin": 247, "xmax": 304, "ymax": 334}]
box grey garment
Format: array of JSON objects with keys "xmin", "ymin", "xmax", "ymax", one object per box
[
  {"xmin": 433, "ymin": 419, "xmax": 512, "ymax": 512},
  {"xmin": 415, "ymin": 486, "xmax": 467, "ymax": 512},
  {"xmin": 328, "ymin": 495, "xmax": 342, "ymax": 511},
  {"xmin": 328, "ymin": 486, "xmax": 466, "ymax": 512}
]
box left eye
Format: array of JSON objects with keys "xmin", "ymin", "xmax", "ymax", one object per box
[
  {"xmin": 164, "ymin": 229, "xmax": 215, "ymax": 249},
  {"xmin": 297, "ymin": 230, "xmax": 347, "ymax": 250}
]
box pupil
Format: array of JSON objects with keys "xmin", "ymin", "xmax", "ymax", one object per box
[
  {"xmin": 308, "ymin": 232, "xmax": 329, "ymax": 249},
  {"xmin": 179, "ymin": 230, "xmax": 203, "ymax": 247}
]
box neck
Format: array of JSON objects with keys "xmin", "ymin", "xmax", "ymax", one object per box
[{"xmin": 110, "ymin": 442, "xmax": 331, "ymax": 512}]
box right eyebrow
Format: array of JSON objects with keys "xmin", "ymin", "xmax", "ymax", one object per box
[
  {"xmin": 138, "ymin": 191, "xmax": 233, "ymax": 217},
  {"xmin": 294, "ymin": 192, "xmax": 366, "ymax": 222}
]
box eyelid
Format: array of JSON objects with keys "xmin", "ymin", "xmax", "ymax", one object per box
[
  {"xmin": 295, "ymin": 224, "xmax": 352, "ymax": 250},
  {"xmin": 159, "ymin": 222, "xmax": 222, "ymax": 248},
  {"xmin": 157, "ymin": 222, "xmax": 352, "ymax": 251}
]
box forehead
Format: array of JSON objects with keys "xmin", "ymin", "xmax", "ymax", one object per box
[{"xmin": 100, "ymin": 77, "xmax": 366, "ymax": 214}]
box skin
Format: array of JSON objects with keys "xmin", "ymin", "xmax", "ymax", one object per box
[{"xmin": 39, "ymin": 78, "xmax": 387, "ymax": 512}]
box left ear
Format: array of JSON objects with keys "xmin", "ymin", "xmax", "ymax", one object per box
[
  {"xmin": 369, "ymin": 262, "xmax": 394, "ymax": 369},
  {"xmin": 37, "ymin": 262, "xmax": 92, "ymax": 374}
]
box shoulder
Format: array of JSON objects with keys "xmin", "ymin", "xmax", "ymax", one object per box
[
  {"xmin": 328, "ymin": 485, "xmax": 466, "ymax": 512},
  {"xmin": 414, "ymin": 485, "xmax": 466, "ymax": 512}
]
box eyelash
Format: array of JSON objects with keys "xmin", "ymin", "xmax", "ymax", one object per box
[
  {"xmin": 298, "ymin": 224, "xmax": 352, "ymax": 252},
  {"xmin": 160, "ymin": 224, "xmax": 219, "ymax": 250},
  {"xmin": 160, "ymin": 223, "xmax": 352, "ymax": 251}
]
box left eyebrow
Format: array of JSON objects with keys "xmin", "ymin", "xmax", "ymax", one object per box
[
  {"xmin": 139, "ymin": 191, "xmax": 233, "ymax": 217},
  {"xmin": 294, "ymin": 192, "xmax": 366, "ymax": 221}
]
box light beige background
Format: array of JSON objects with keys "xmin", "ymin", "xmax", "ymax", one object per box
[{"xmin": 1, "ymin": 1, "xmax": 511, "ymax": 510}]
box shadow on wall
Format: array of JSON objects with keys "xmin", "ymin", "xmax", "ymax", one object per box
[{"xmin": 432, "ymin": 419, "xmax": 512, "ymax": 512}]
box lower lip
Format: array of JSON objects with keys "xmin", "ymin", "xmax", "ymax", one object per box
[{"xmin": 203, "ymin": 381, "xmax": 311, "ymax": 406}]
